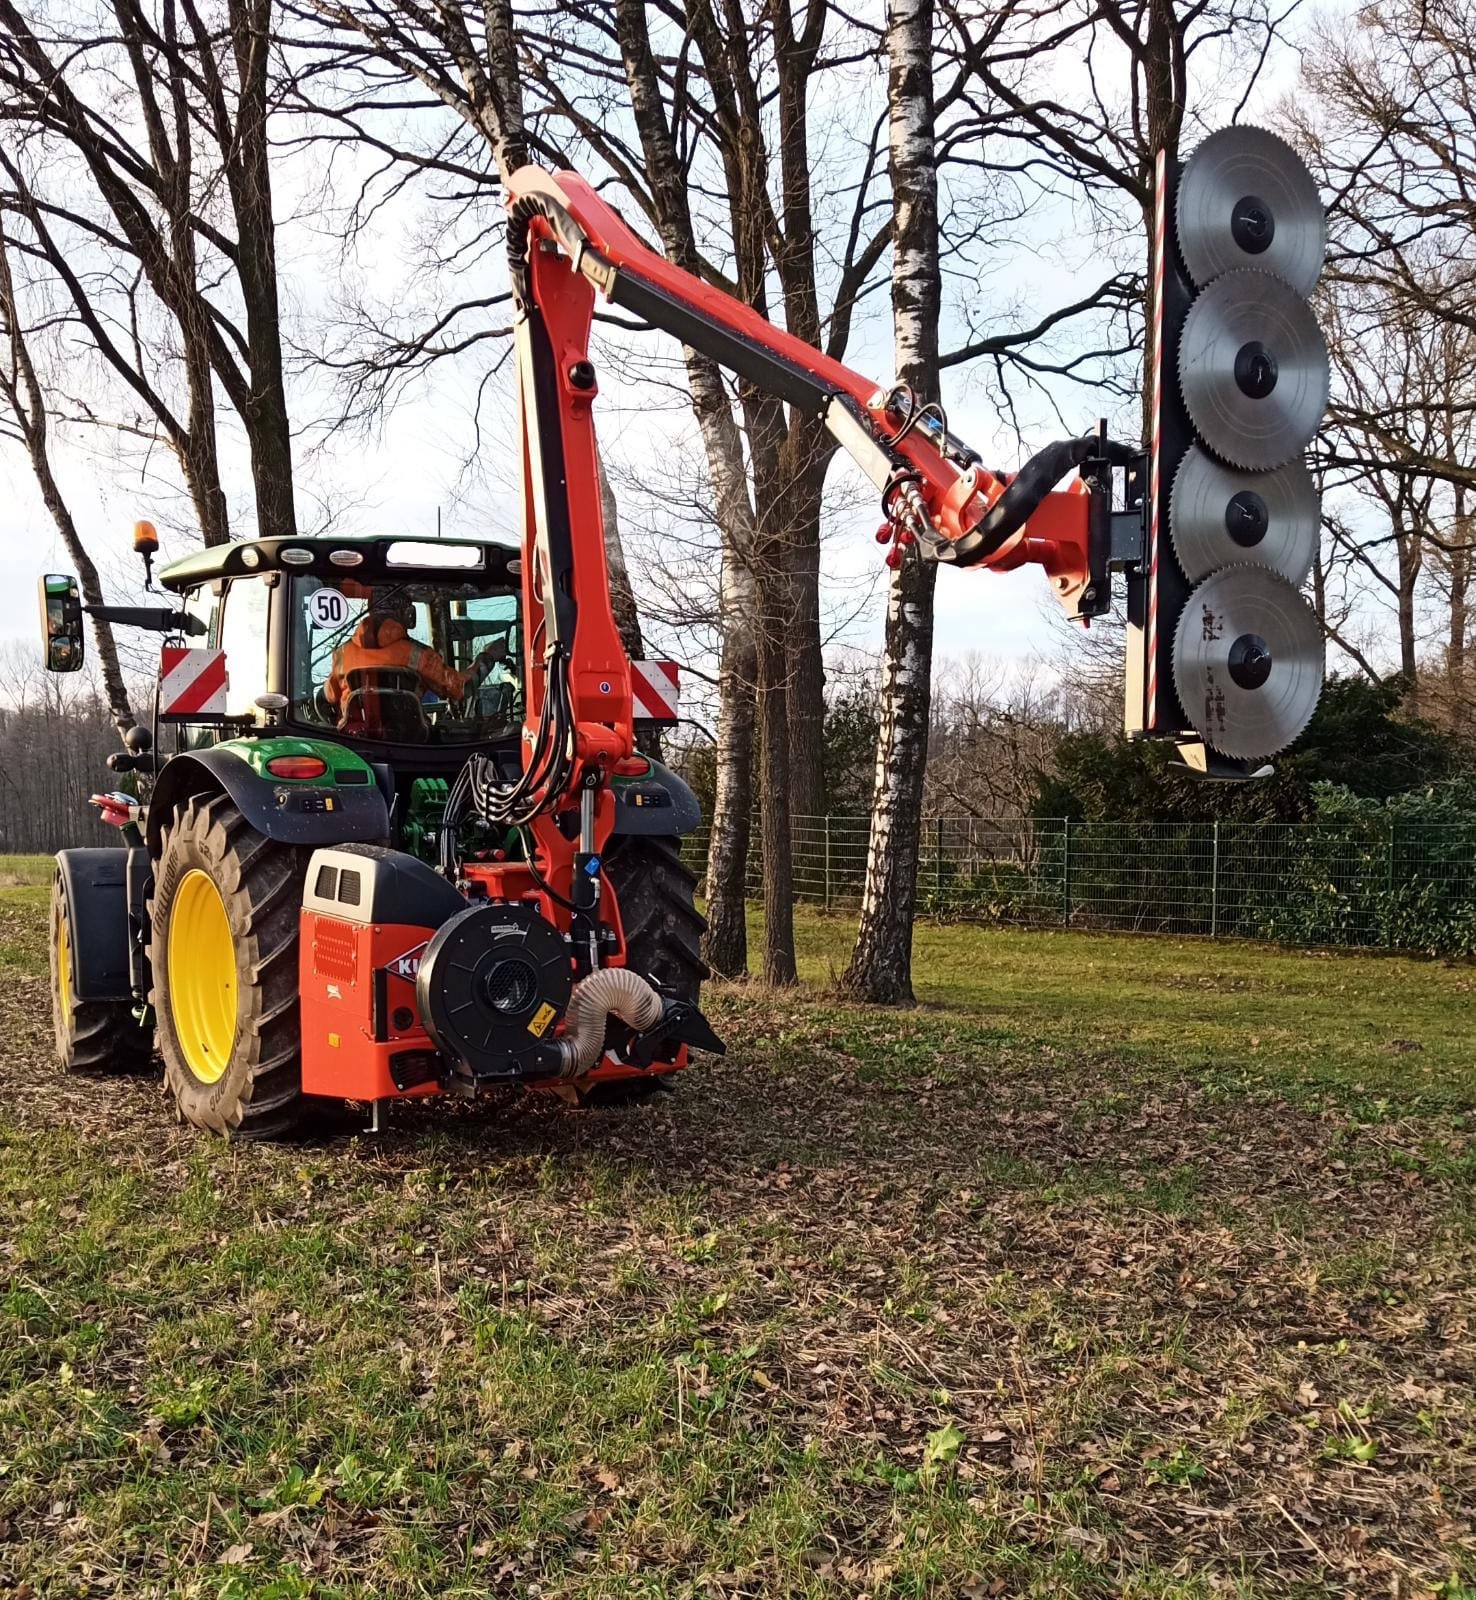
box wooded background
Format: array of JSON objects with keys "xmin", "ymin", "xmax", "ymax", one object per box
[{"xmin": 1, "ymin": 0, "xmax": 1472, "ymax": 1000}]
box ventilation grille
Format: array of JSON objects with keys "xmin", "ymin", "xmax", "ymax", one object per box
[
  {"xmin": 312, "ymin": 919, "xmax": 358, "ymax": 985},
  {"xmin": 313, "ymin": 862, "xmax": 362, "ymax": 909}
]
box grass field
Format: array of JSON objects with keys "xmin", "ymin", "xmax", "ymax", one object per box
[{"xmin": 0, "ymin": 867, "xmax": 1472, "ymax": 1598}]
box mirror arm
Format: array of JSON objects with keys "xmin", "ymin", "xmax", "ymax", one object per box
[{"xmin": 86, "ymin": 604, "xmax": 206, "ymax": 636}]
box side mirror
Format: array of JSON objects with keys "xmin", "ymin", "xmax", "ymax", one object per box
[{"xmin": 39, "ymin": 574, "xmax": 85, "ymax": 673}]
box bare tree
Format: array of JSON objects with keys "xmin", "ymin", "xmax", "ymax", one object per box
[
  {"xmin": 290, "ymin": 1, "xmax": 648, "ymax": 639},
  {"xmin": 840, "ymin": 0, "xmax": 943, "ymax": 1004},
  {"xmin": 0, "ymin": 215, "xmax": 134, "ymax": 735},
  {"xmin": 1288, "ymin": 0, "xmax": 1476, "ymax": 698},
  {"xmin": 925, "ymin": 655, "xmax": 1067, "ymax": 816},
  {"xmin": 948, "ymin": 0, "xmax": 1291, "ymax": 438},
  {"xmin": 517, "ymin": 0, "xmax": 907, "ymax": 982},
  {"xmin": 0, "ymin": 0, "xmax": 302, "ymax": 543},
  {"xmin": 0, "ymin": 646, "xmax": 141, "ymax": 847}
]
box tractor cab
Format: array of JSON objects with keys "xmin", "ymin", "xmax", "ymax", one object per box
[{"xmin": 156, "ymin": 534, "xmax": 525, "ymax": 777}]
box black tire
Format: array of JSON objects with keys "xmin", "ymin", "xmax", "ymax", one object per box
[
  {"xmin": 581, "ymin": 834, "xmax": 708, "ymax": 1108},
  {"xmin": 151, "ymin": 794, "xmax": 309, "ymax": 1139},
  {"xmin": 49, "ymin": 872, "xmax": 152, "ymax": 1074},
  {"xmin": 603, "ymin": 833, "xmax": 708, "ymax": 1003}
]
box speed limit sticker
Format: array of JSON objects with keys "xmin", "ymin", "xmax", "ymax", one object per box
[{"xmin": 306, "ymin": 588, "xmax": 351, "ymax": 629}]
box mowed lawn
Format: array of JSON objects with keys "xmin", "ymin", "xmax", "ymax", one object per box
[{"xmin": 0, "ymin": 863, "xmax": 1472, "ymax": 1598}]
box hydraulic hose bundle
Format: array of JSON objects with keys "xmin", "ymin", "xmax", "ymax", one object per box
[
  {"xmin": 940, "ymin": 433, "xmax": 1137, "ymax": 569},
  {"xmin": 438, "ymin": 646, "xmax": 576, "ymax": 874}
]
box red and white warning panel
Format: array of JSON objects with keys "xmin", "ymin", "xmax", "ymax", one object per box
[
  {"xmin": 159, "ymin": 645, "xmax": 227, "ymax": 718},
  {"xmin": 631, "ymin": 659, "xmax": 680, "ymax": 723}
]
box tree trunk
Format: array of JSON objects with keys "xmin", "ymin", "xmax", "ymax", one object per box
[
  {"xmin": 756, "ymin": 567, "xmax": 797, "ymax": 984},
  {"xmin": 32, "ymin": 456, "xmax": 136, "ymax": 738},
  {"xmin": 843, "ymin": 558, "xmax": 937, "ymax": 1002},
  {"xmin": 0, "ymin": 226, "xmax": 133, "ymax": 736},
  {"xmin": 841, "ymin": 0, "xmax": 942, "ymax": 1005},
  {"xmin": 785, "ymin": 461, "xmax": 828, "ymax": 825},
  {"xmin": 704, "ymin": 550, "xmax": 757, "ymax": 976},
  {"xmin": 1396, "ymin": 514, "xmax": 1422, "ymax": 701},
  {"xmin": 597, "ymin": 453, "xmax": 645, "ymax": 661},
  {"xmin": 1450, "ymin": 486, "xmax": 1469, "ymax": 683},
  {"xmin": 615, "ymin": 0, "xmax": 767, "ymax": 973},
  {"xmin": 225, "ymin": 0, "xmax": 297, "ymax": 539}
]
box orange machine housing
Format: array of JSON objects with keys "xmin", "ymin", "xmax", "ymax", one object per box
[
  {"xmin": 299, "ymin": 909, "xmax": 442, "ymax": 1100},
  {"xmin": 297, "ymin": 845, "xmax": 466, "ymax": 1100},
  {"xmin": 297, "ymin": 844, "xmax": 682, "ymax": 1100}
]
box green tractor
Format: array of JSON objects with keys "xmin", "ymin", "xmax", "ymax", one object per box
[{"xmin": 41, "ymin": 532, "xmax": 713, "ymax": 1138}]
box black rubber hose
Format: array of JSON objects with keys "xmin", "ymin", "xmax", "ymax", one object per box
[{"xmin": 942, "ymin": 434, "xmax": 1134, "ymax": 568}]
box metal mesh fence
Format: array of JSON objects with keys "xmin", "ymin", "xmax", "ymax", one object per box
[{"xmin": 681, "ymin": 815, "xmax": 1476, "ymax": 953}]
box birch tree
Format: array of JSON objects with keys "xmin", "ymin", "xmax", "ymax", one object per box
[{"xmin": 841, "ymin": 0, "xmax": 943, "ymax": 1004}]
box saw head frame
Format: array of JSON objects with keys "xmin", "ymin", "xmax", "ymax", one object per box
[{"xmin": 1125, "ymin": 131, "xmax": 1330, "ymax": 773}]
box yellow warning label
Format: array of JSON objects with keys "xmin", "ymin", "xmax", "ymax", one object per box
[{"xmin": 527, "ymin": 1001, "xmax": 557, "ymax": 1038}]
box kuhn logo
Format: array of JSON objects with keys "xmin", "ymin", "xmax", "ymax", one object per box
[{"xmin": 390, "ymin": 942, "xmax": 427, "ymax": 980}]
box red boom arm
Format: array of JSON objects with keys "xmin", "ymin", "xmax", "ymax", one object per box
[
  {"xmin": 504, "ymin": 166, "xmax": 1115, "ymax": 614},
  {"xmin": 484, "ymin": 165, "xmax": 1122, "ymax": 918}
]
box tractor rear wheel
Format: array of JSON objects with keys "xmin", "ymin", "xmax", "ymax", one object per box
[
  {"xmin": 584, "ymin": 834, "xmax": 709, "ymax": 1107},
  {"xmin": 603, "ymin": 833, "xmax": 708, "ymax": 1003},
  {"xmin": 49, "ymin": 872, "xmax": 152, "ymax": 1073},
  {"xmin": 151, "ymin": 794, "xmax": 309, "ymax": 1139}
]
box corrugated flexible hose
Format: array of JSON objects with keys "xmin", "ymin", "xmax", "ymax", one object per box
[{"xmin": 554, "ymin": 967, "xmax": 664, "ymax": 1078}]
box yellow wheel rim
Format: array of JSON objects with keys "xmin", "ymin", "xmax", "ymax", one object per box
[
  {"xmin": 169, "ymin": 869, "xmax": 237, "ymax": 1085},
  {"xmin": 56, "ymin": 912, "xmax": 73, "ymax": 1033}
]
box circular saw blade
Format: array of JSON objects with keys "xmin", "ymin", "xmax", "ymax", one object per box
[
  {"xmin": 1172, "ymin": 566, "xmax": 1323, "ymax": 760},
  {"xmin": 1169, "ymin": 445, "xmax": 1320, "ymax": 585},
  {"xmin": 1176, "ymin": 125, "xmax": 1325, "ymax": 295},
  {"xmin": 1180, "ymin": 269, "xmax": 1329, "ymax": 470}
]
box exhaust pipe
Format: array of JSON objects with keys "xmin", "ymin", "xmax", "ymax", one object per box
[{"xmin": 553, "ymin": 967, "xmax": 663, "ymax": 1077}]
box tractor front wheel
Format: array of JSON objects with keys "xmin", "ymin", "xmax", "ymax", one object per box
[
  {"xmin": 49, "ymin": 872, "xmax": 152, "ymax": 1073},
  {"xmin": 151, "ymin": 795, "xmax": 308, "ymax": 1138}
]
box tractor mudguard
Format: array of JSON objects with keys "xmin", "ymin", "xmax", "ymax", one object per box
[
  {"xmin": 54, "ymin": 847, "xmax": 143, "ymax": 1003},
  {"xmin": 609, "ymin": 758, "xmax": 702, "ymax": 837},
  {"xmin": 145, "ymin": 747, "xmax": 390, "ymax": 856}
]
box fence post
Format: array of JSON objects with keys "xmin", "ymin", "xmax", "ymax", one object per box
[
  {"xmin": 1061, "ymin": 816, "xmax": 1072, "ymax": 926},
  {"xmin": 1210, "ymin": 819, "xmax": 1220, "ymax": 938},
  {"xmin": 824, "ymin": 814, "xmax": 832, "ymax": 912},
  {"xmin": 934, "ymin": 816, "xmax": 944, "ymax": 900},
  {"xmin": 1387, "ymin": 819, "xmax": 1397, "ymax": 894}
]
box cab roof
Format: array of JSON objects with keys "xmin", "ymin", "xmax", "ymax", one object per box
[{"xmin": 159, "ymin": 534, "xmax": 520, "ymax": 593}]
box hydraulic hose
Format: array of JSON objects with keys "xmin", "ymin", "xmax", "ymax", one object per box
[
  {"xmin": 942, "ymin": 433, "xmax": 1135, "ymax": 569},
  {"xmin": 553, "ymin": 967, "xmax": 664, "ymax": 1078}
]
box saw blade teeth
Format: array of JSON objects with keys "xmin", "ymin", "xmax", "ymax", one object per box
[
  {"xmin": 1168, "ymin": 444, "xmax": 1321, "ymax": 585},
  {"xmin": 1176, "ymin": 124, "xmax": 1326, "ymax": 295},
  {"xmin": 1170, "ymin": 564, "xmax": 1324, "ymax": 760},
  {"xmin": 1178, "ymin": 269, "xmax": 1330, "ymax": 471}
]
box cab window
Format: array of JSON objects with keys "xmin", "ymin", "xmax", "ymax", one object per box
[
  {"xmin": 217, "ymin": 578, "xmax": 271, "ymax": 718},
  {"xmin": 289, "ymin": 576, "xmax": 522, "ymax": 745},
  {"xmin": 181, "ymin": 583, "xmax": 222, "ymax": 646}
]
